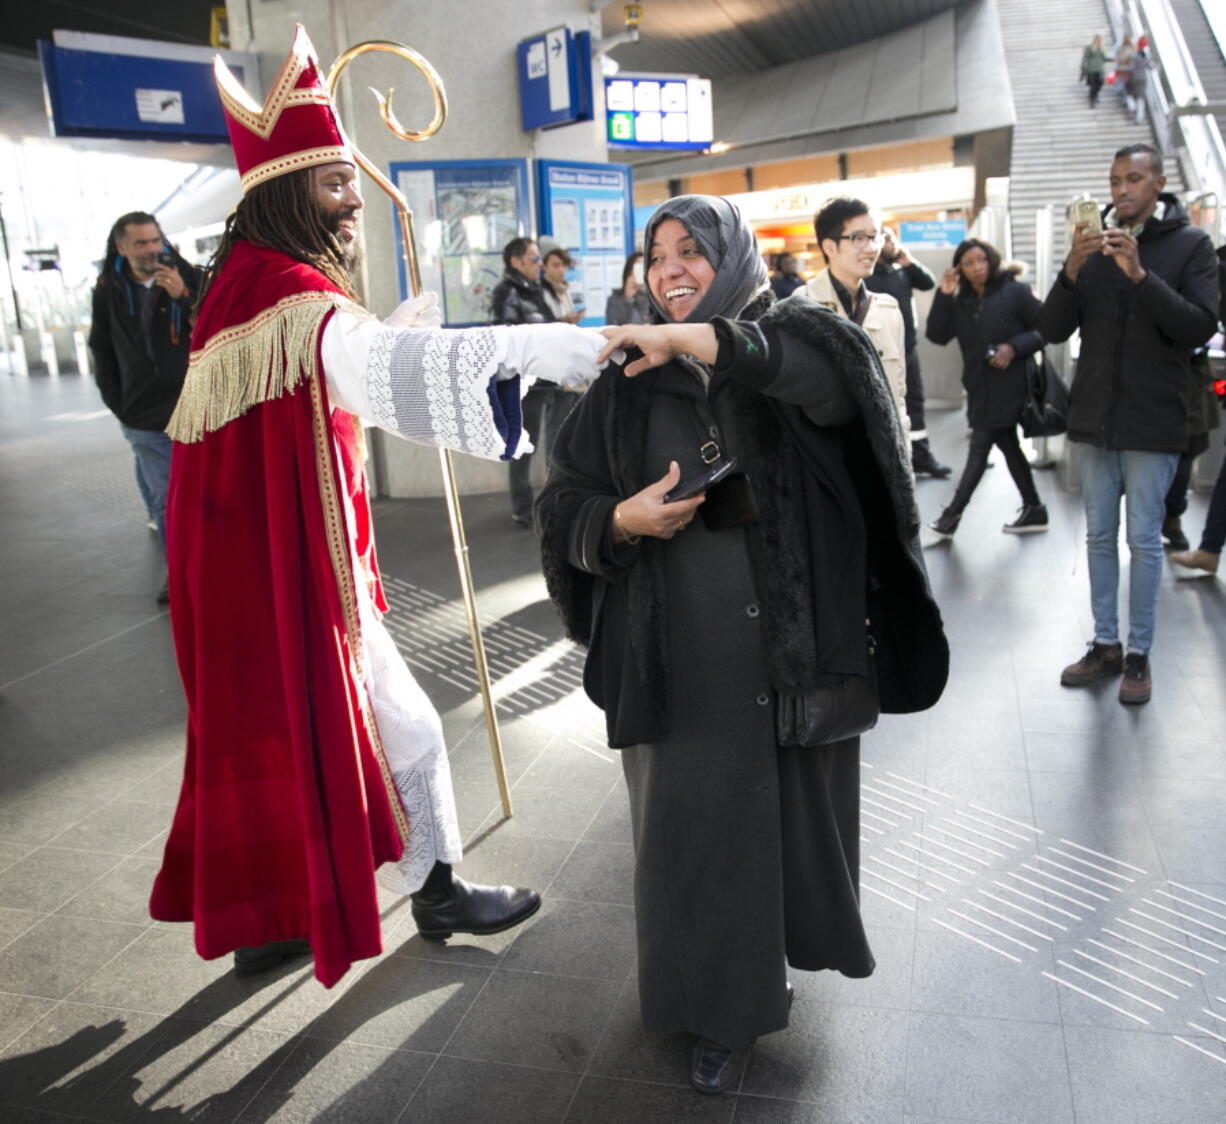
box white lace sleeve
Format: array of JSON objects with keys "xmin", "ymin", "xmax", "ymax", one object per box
[{"xmin": 322, "ymin": 305, "xmax": 524, "ymax": 461}]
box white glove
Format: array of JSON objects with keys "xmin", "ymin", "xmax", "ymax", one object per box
[
  {"xmin": 382, "ymin": 291, "xmax": 443, "ymax": 329},
  {"xmin": 500, "ymin": 324, "xmax": 606, "ymax": 390}
]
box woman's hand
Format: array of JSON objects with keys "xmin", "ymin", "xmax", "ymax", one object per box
[
  {"xmin": 598, "ymin": 323, "xmax": 718, "ymax": 376},
  {"xmin": 988, "ymin": 342, "xmax": 1016, "ymax": 369},
  {"xmin": 938, "ymin": 267, "xmax": 960, "ymax": 294},
  {"xmin": 612, "ymin": 462, "xmax": 706, "ymax": 541}
]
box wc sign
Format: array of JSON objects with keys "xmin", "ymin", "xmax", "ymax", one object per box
[{"xmin": 517, "ymin": 27, "xmax": 593, "ymax": 131}]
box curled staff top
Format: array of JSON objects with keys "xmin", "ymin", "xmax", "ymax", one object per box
[{"xmin": 326, "ymin": 40, "xmax": 447, "ymax": 145}]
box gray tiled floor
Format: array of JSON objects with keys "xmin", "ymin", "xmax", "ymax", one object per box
[{"xmin": 2, "ymin": 368, "xmax": 1225, "ymax": 1122}]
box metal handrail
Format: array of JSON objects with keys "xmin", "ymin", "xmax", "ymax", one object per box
[
  {"xmin": 1197, "ymin": 0, "xmax": 1226, "ymax": 63},
  {"xmin": 1105, "ymin": 0, "xmax": 1226, "ymax": 200}
]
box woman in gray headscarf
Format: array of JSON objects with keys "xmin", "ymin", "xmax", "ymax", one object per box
[{"xmin": 537, "ymin": 196, "xmax": 946, "ymax": 1094}]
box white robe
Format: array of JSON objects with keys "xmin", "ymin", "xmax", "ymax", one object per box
[{"xmin": 319, "ymin": 309, "xmax": 522, "ymax": 894}]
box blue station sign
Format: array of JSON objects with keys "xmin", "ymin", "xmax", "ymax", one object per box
[{"xmin": 517, "ymin": 28, "xmax": 593, "ymax": 131}]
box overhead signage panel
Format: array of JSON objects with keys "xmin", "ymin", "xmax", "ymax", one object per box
[
  {"xmin": 605, "ymin": 75, "xmax": 713, "ymax": 151},
  {"xmin": 37, "ymin": 33, "xmax": 255, "ymax": 144}
]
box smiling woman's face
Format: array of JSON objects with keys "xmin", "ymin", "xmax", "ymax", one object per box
[{"xmin": 647, "ymin": 218, "xmax": 717, "ymax": 322}]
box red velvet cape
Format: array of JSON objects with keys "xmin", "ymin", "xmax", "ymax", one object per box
[{"xmin": 149, "ymin": 242, "xmax": 404, "ymax": 987}]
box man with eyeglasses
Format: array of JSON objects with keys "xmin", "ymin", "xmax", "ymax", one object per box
[
  {"xmin": 800, "ymin": 198, "xmax": 910, "ymax": 434},
  {"xmin": 490, "ymin": 237, "xmax": 576, "ymax": 526}
]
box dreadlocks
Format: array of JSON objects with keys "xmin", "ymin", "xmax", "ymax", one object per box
[{"xmin": 196, "ymin": 170, "xmax": 358, "ymax": 312}]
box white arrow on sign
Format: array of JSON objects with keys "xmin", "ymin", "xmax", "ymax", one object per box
[{"xmin": 545, "ymin": 28, "xmax": 569, "ymax": 113}]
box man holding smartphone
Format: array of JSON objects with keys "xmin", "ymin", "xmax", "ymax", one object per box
[
  {"xmin": 1039, "ymin": 144, "xmax": 1219, "ymax": 703},
  {"xmin": 89, "ymin": 213, "xmax": 201, "ymax": 603}
]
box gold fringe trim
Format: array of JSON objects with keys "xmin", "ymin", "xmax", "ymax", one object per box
[{"xmin": 167, "ymin": 292, "xmax": 339, "ymax": 444}]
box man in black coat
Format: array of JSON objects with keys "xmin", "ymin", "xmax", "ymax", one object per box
[
  {"xmin": 89, "ymin": 212, "xmax": 200, "ymax": 603},
  {"xmin": 866, "ymin": 227, "xmax": 951, "ymax": 477},
  {"xmin": 489, "ymin": 236, "xmax": 574, "ymax": 527},
  {"xmin": 1039, "ymin": 144, "xmax": 1220, "ymax": 704}
]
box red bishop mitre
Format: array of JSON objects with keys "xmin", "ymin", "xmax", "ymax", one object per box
[{"xmin": 214, "ymin": 25, "xmax": 354, "ymax": 193}]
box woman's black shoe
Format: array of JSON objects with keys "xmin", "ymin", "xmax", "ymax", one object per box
[
  {"xmin": 233, "ymin": 938, "xmax": 311, "ymax": 976},
  {"xmin": 690, "ymin": 1037, "xmax": 737, "ymax": 1094},
  {"xmin": 928, "ymin": 508, "xmax": 961, "ymax": 539},
  {"xmin": 411, "ymin": 875, "xmax": 541, "ymax": 941},
  {"xmin": 912, "ymin": 442, "xmax": 952, "ymax": 478},
  {"xmin": 1002, "ymin": 504, "xmax": 1048, "ymax": 534}
]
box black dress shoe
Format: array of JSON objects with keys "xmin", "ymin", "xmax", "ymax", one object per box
[
  {"xmin": 691, "ymin": 1038, "xmax": 736, "ymax": 1095},
  {"xmin": 233, "ymin": 938, "xmax": 311, "ymax": 976},
  {"xmin": 411, "ymin": 875, "xmax": 541, "ymax": 941}
]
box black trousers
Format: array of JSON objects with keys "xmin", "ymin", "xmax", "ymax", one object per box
[
  {"xmin": 509, "ymin": 383, "xmax": 578, "ymax": 522},
  {"xmin": 904, "ymin": 348, "xmax": 926, "ymax": 435},
  {"xmin": 1164, "ymin": 433, "xmax": 1210, "ymax": 519},
  {"xmin": 1087, "ymin": 72, "xmax": 1104, "ymax": 106},
  {"xmin": 950, "ymin": 426, "xmax": 1040, "ymax": 513},
  {"xmin": 1200, "ymin": 455, "xmax": 1226, "ymax": 554}
]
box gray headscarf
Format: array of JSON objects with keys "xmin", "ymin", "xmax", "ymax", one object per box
[{"xmin": 642, "ymin": 194, "xmax": 769, "ymax": 324}]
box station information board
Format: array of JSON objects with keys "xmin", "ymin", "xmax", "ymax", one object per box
[
  {"xmin": 536, "ymin": 160, "xmax": 634, "ymax": 325},
  {"xmin": 605, "ymin": 75, "xmax": 713, "ymax": 151}
]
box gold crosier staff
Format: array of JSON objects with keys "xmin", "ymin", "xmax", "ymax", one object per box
[{"xmin": 326, "ymin": 41, "xmax": 513, "ymax": 819}]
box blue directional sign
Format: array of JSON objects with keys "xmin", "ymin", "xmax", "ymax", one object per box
[
  {"xmin": 517, "ymin": 28, "xmax": 593, "ymax": 131},
  {"xmin": 899, "ymin": 220, "xmax": 967, "ymax": 248}
]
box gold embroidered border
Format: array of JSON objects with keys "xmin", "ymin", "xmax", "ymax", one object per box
[
  {"xmin": 307, "ymin": 372, "xmax": 410, "ymax": 847},
  {"xmin": 240, "ymin": 146, "xmax": 353, "ymax": 193},
  {"xmin": 215, "ymin": 26, "xmax": 321, "ymax": 141},
  {"xmin": 167, "ymin": 292, "xmax": 337, "ymax": 444}
]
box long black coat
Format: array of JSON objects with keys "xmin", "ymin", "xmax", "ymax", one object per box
[
  {"xmin": 925, "ymin": 273, "xmax": 1044, "ymax": 431},
  {"xmin": 536, "ymin": 296, "xmax": 947, "ymax": 1050}
]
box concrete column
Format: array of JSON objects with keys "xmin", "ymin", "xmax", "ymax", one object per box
[{"xmin": 229, "ymin": 0, "xmax": 609, "ymax": 496}]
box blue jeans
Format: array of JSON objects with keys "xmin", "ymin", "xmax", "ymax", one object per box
[
  {"xmin": 120, "ymin": 423, "xmax": 172, "ymax": 555},
  {"xmin": 1077, "ymin": 444, "xmax": 1178, "ymax": 655}
]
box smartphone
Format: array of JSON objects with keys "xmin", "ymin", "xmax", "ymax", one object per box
[
  {"xmin": 664, "ymin": 457, "xmax": 738, "ymax": 503},
  {"xmin": 1072, "ymin": 198, "xmax": 1103, "ymax": 234}
]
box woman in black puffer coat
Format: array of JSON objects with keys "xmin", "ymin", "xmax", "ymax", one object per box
[{"xmin": 924, "ymin": 238, "xmax": 1048, "ymax": 537}]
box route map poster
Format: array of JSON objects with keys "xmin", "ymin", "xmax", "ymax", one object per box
[{"xmin": 389, "ymin": 159, "xmax": 531, "ymax": 327}]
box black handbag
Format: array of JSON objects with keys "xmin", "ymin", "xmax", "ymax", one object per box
[
  {"xmin": 1021, "ymin": 351, "xmax": 1071, "ymax": 438},
  {"xmin": 776, "ymin": 649, "xmax": 879, "ymax": 748}
]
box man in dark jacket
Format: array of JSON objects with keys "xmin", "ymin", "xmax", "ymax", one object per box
[
  {"xmin": 1170, "ymin": 242, "xmax": 1226, "ymax": 579},
  {"xmin": 489, "ymin": 236, "xmax": 574, "ymax": 526},
  {"xmin": 866, "ymin": 227, "xmax": 950, "ymax": 477},
  {"xmin": 89, "ymin": 212, "xmax": 200, "ymax": 603},
  {"xmin": 1039, "ymin": 144, "xmax": 1220, "ymax": 703}
]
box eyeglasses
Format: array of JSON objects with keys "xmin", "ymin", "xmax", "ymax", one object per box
[
  {"xmin": 525, "ymin": 255, "xmax": 542, "ymax": 263},
  {"xmin": 833, "ymin": 231, "xmax": 885, "ymax": 249}
]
